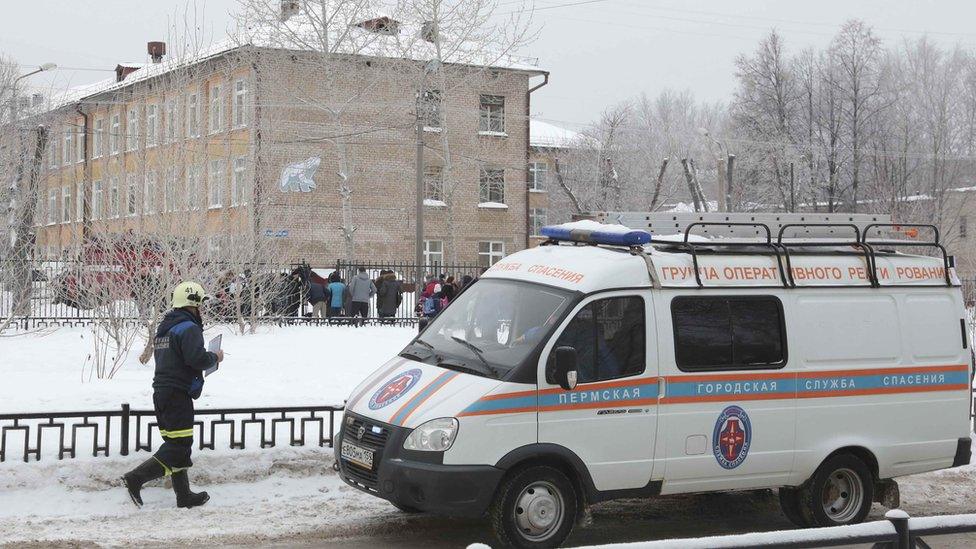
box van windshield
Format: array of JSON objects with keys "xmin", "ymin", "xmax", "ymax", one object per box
[{"xmin": 404, "ymin": 279, "xmax": 575, "ymax": 379}]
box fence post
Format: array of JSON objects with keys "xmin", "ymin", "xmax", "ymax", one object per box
[
  {"xmin": 120, "ymin": 403, "xmax": 130, "ymax": 457},
  {"xmin": 886, "ymin": 509, "xmax": 910, "ymax": 549}
]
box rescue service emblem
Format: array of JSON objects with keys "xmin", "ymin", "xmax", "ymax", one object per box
[
  {"xmin": 712, "ymin": 405, "xmax": 751, "ymax": 469},
  {"xmin": 369, "ymin": 369, "xmax": 422, "ymax": 410}
]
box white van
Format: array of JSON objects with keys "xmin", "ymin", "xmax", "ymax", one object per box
[{"xmin": 336, "ymin": 214, "xmax": 973, "ymax": 548}]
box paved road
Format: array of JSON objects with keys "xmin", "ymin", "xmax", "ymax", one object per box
[{"xmin": 254, "ymin": 489, "xmax": 976, "ymax": 548}]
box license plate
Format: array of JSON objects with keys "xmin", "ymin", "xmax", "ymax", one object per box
[{"xmin": 341, "ymin": 441, "xmax": 374, "ymax": 470}]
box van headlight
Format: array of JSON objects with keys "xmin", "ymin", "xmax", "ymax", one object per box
[{"xmin": 403, "ymin": 418, "xmax": 458, "ymax": 452}]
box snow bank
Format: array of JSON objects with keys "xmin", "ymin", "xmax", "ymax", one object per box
[
  {"xmin": 0, "ymin": 325, "xmax": 416, "ymax": 413},
  {"xmin": 551, "ymin": 219, "xmax": 637, "ymax": 235}
]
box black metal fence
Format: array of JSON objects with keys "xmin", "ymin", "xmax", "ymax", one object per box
[
  {"xmin": 0, "ymin": 259, "xmax": 485, "ymax": 329},
  {"xmin": 0, "ymin": 403, "xmax": 343, "ymax": 463}
]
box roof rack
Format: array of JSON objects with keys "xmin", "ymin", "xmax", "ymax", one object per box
[
  {"xmin": 775, "ymin": 223, "xmax": 878, "ymax": 288},
  {"xmin": 861, "ymin": 224, "xmax": 952, "ymax": 286}
]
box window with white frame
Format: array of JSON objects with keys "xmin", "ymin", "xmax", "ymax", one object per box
[
  {"xmin": 164, "ymin": 168, "xmax": 177, "ymax": 212},
  {"xmin": 528, "ymin": 161, "xmax": 548, "ymax": 191},
  {"xmin": 529, "ymin": 208, "xmax": 548, "ymax": 236},
  {"xmin": 424, "ymin": 166, "xmax": 444, "ymax": 202},
  {"xmin": 420, "ymin": 89, "xmax": 441, "ymax": 128},
  {"xmin": 47, "ymin": 189, "xmax": 58, "ymax": 224},
  {"xmin": 165, "ymin": 98, "xmax": 178, "ymax": 142},
  {"xmin": 75, "ymin": 181, "xmax": 83, "ymax": 220},
  {"xmin": 479, "ymin": 168, "xmax": 505, "ymax": 204},
  {"xmin": 144, "ymin": 170, "xmax": 157, "ymax": 214},
  {"xmin": 186, "ymin": 92, "xmax": 200, "ymax": 137},
  {"xmin": 63, "ymin": 128, "xmax": 73, "ymax": 166},
  {"xmin": 75, "ymin": 125, "xmax": 84, "ymax": 162},
  {"xmin": 209, "ymin": 83, "xmax": 223, "ymax": 134},
  {"xmin": 62, "ymin": 187, "xmax": 72, "ymax": 223},
  {"xmin": 126, "ymin": 173, "xmax": 138, "ymax": 216},
  {"xmin": 126, "ymin": 108, "xmax": 139, "ymax": 151},
  {"xmin": 110, "ymin": 113, "xmax": 120, "ymax": 154},
  {"xmin": 93, "ymin": 118, "xmax": 104, "ymax": 157},
  {"xmin": 424, "ymin": 240, "xmax": 444, "ymax": 266},
  {"xmin": 109, "ymin": 177, "xmax": 120, "ymax": 218},
  {"xmin": 186, "ymin": 164, "xmax": 202, "ymax": 210},
  {"xmin": 232, "ymin": 156, "xmax": 247, "ymax": 206},
  {"xmin": 478, "ymin": 241, "xmax": 505, "ymax": 267},
  {"xmin": 233, "ymin": 79, "xmax": 247, "ymax": 127},
  {"xmin": 146, "ymin": 104, "xmax": 158, "ymax": 148},
  {"xmin": 209, "ymin": 159, "xmax": 225, "ymax": 208},
  {"xmin": 479, "ymin": 94, "xmax": 505, "ymax": 133},
  {"xmin": 47, "ymin": 138, "xmax": 57, "ymax": 169},
  {"xmin": 92, "ymin": 180, "xmax": 103, "ymax": 219}
]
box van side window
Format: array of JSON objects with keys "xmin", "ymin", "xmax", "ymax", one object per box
[
  {"xmin": 671, "ymin": 296, "xmax": 786, "ymax": 372},
  {"xmin": 554, "ymin": 296, "xmax": 645, "ymax": 383}
]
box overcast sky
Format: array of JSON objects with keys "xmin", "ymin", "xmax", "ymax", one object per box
[{"xmin": 3, "ymin": 0, "xmax": 976, "ymax": 131}]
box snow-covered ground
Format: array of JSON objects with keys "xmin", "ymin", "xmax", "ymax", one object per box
[{"xmin": 1, "ymin": 324, "xmax": 416, "ymax": 413}]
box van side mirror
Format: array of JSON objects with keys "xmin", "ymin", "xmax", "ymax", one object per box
[{"xmin": 552, "ymin": 346, "xmax": 578, "ymax": 391}]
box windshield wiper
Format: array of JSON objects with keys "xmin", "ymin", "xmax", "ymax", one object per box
[
  {"xmin": 450, "ymin": 336, "xmax": 499, "ymax": 377},
  {"xmin": 401, "ymin": 339, "xmax": 439, "ymax": 362}
]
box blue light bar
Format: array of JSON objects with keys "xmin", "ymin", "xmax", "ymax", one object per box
[{"xmin": 540, "ymin": 224, "xmax": 652, "ymax": 246}]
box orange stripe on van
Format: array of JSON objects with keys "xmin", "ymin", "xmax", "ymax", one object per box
[{"xmin": 797, "ymin": 383, "xmax": 970, "ymax": 400}]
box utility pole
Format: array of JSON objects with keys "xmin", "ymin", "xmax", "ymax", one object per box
[
  {"xmin": 414, "ymin": 92, "xmax": 425, "ymax": 298},
  {"xmin": 726, "ymin": 154, "xmax": 735, "ymax": 211}
]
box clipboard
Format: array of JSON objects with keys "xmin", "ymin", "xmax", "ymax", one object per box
[{"xmin": 205, "ymin": 334, "xmax": 221, "ymax": 377}]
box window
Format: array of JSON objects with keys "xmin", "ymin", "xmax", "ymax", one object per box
[
  {"xmin": 961, "ymin": 216, "xmax": 968, "ymax": 239},
  {"xmin": 671, "ymin": 296, "xmax": 787, "ymax": 372},
  {"xmin": 209, "ymin": 159, "xmax": 225, "ymax": 208},
  {"xmin": 126, "ymin": 108, "xmax": 139, "ymax": 151},
  {"xmin": 209, "ymin": 83, "xmax": 223, "ymax": 134},
  {"xmin": 62, "ymin": 187, "xmax": 72, "ymax": 223},
  {"xmin": 479, "ymin": 168, "xmax": 505, "ymax": 204},
  {"xmin": 186, "ymin": 164, "xmax": 202, "ymax": 210},
  {"xmin": 553, "ymin": 296, "xmax": 645, "ymax": 384},
  {"xmin": 164, "ymin": 168, "xmax": 177, "ymax": 212},
  {"xmin": 424, "ymin": 240, "xmax": 444, "ymax": 266},
  {"xmin": 478, "ymin": 241, "xmax": 505, "ymax": 267},
  {"xmin": 529, "ymin": 161, "xmax": 548, "ymax": 191},
  {"xmin": 126, "ymin": 173, "xmax": 138, "ymax": 216},
  {"xmin": 109, "ymin": 177, "xmax": 120, "ymax": 218},
  {"xmin": 530, "ymin": 208, "xmax": 547, "ymax": 236},
  {"xmin": 233, "ymin": 79, "xmax": 247, "ymax": 128},
  {"xmin": 146, "ymin": 104, "xmax": 158, "ymax": 148},
  {"xmin": 144, "ymin": 171, "xmax": 157, "ymax": 214},
  {"xmin": 232, "ymin": 156, "xmax": 247, "ymax": 206},
  {"xmin": 93, "ymin": 118, "xmax": 104, "ymax": 157},
  {"xmin": 47, "ymin": 189, "xmax": 58, "ymax": 224},
  {"xmin": 75, "ymin": 181, "xmax": 84, "ymax": 220},
  {"xmin": 92, "ymin": 180, "xmax": 103, "ymax": 219},
  {"xmin": 424, "ymin": 166, "xmax": 444, "ymax": 202},
  {"xmin": 110, "ymin": 113, "xmax": 120, "ymax": 154},
  {"xmin": 420, "ymin": 89, "xmax": 441, "ymax": 128},
  {"xmin": 479, "ymin": 94, "xmax": 505, "ymax": 133},
  {"xmin": 63, "ymin": 129, "xmax": 73, "ymax": 166},
  {"xmin": 47, "ymin": 139, "xmax": 57, "ymax": 169},
  {"xmin": 76, "ymin": 124, "xmax": 85, "ymax": 162},
  {"xmin": 165, "ymin": 98, "xmax": 178, "ymax": 143},
  {"xmin": 186, "ymin": 92, "xmax": 200, "ymax": 137}
]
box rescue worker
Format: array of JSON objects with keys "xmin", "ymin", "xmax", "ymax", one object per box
[{"xmin": 122, "ymin": 281, "xmax": 224, "ymax": 509}]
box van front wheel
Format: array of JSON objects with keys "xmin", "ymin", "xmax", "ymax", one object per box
[
  {"xmin": 489, "ymin": 465, "xmax": 577, "ymax": 548},
  {"xmin": 800, "ymin": 454, "xmax": 874, "ymax": 527}
]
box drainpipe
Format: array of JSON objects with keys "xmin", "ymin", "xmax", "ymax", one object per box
[
  {"xmin": 525, "ymin": 72, "xmax": 549, "ymax": 249},
  {"xmin": 75, "ymin": 103, "xmax": 90, "ymax": 245}
]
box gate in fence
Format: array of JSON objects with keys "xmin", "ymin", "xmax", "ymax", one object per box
[{"xmin": 0, "ymin": 403, "xmax": 343, "ymax": 463}]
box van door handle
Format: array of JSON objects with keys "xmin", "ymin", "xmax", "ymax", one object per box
[{"xmin": 657, "ymin": 377, "xmax": 666, "ymax": 399}]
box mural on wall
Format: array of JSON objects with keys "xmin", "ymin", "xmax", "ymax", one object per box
[{"xmin": 279, "ymin": 157, "xmax": 321, "ymax": 193}]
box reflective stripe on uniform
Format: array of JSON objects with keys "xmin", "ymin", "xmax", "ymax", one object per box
[
  {"xmin": 153, "ymin": 456, "xmax": 189, "ymax": 476},
  {"xmin": 159, "ymin": 428, "xmax": 194, "ymax": 438}
]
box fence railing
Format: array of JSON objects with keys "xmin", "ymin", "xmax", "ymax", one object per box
[
  {"xmin": 577, "ymin": 510, "xmax": 976, "ymax": 549},
  {"xmin": 0, "ymin": 403, "xmax": 343, "ymax": 463}
]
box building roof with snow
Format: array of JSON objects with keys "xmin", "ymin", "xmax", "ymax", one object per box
[{"xmin": 529, "ymin": 119, "xmax": 595, "ymax": 150}]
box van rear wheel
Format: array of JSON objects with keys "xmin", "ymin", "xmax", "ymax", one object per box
[
  {"xmin": 489, "ymin": 465, "xmax": 577, "ymax": 548},
  {"xmin": 800, "ymin": 454, "xmax": 874, "ymax": 527}
]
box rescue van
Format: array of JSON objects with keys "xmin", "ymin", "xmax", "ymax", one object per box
[{"xmin": 335, "ymin": 213, "xmax": 973, "ymax": 548}]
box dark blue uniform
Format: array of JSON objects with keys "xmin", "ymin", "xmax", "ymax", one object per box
[{"xmin": 151, "ymin": 308, "xmax": 217, "ymax": 473}]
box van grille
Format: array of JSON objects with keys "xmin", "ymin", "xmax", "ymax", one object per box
[{"xmin": 340, "ymin": 414, "xmax": 390, "ymax": 491}]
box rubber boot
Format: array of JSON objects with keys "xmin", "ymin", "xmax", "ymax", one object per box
[
  {"xmin": 122, "ymin": 458, "xmax": 165, "ymax": 508},
  {"xmin": 172, "ymin": 470, "xmax": 210, "ymax": 508}
]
